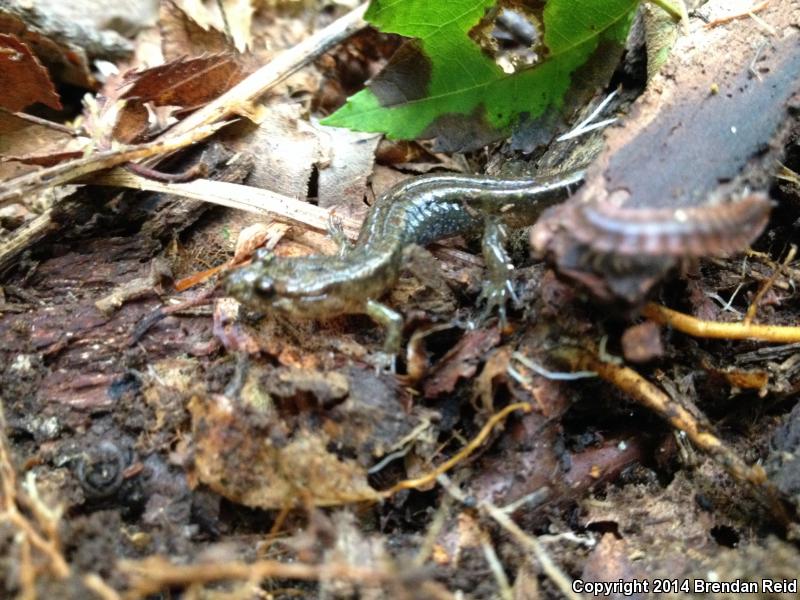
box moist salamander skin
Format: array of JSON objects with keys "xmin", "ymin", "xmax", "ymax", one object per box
[{"xmin": 225, "ymin": 169, "xmax": 585, "ymax": 351}]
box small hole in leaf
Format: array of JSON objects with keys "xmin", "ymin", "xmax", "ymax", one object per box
[{"xmin": 469, "ymin": 8, "xmax": 542, "ymax": 75}]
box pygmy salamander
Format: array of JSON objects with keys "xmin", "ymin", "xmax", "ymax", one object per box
[{"xmin": 226, "ymin": 170, "xmax": 585, "ymax": 351}]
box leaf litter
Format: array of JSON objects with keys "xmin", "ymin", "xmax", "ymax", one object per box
[{"xmin": 1, "ymin": 1, "xmax": 800, "ymax": 599}]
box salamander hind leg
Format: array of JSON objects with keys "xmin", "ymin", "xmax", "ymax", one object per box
[{"xmin": 478, "ymin": 219, "xmax": 518, "ymax": 326}]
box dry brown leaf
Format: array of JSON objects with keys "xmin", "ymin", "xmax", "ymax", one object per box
[
  {"xmin": 160, "ymin": 0, "xmax": 236, "ymax": 61},
  {"xmin": 223, "ymin": 103, "xmax": 324, "ymax": 199},
  {"xmin": 0, "ymin": 34, "xmax": 61, "ymax": 112},
  {"xmin": 423, "ymin": 328, "xmax": 502, "ymax": 398},
  {"xmin": 474, "ymin": 346, "xmax": 511, "ymax": 413},
  {"xmin": 121, "ymin": 54, "xmax": 247, "ymax": 111},
  {"xmin": 221, "ymin": 0, "xmax": 254, "ymax": 53},
  {"xmin": 110, "ymin": 98, "xmax": 151, "ymax": 144},
  {"xmin": 189, "ymin": 393, "xmax": 381, "ymax": 507},
  {"xmin": 0, "ymin": 112, "xmax": 88, "ymax": 178},
  {"xmin": 232, "ymin": 221, "xmax": 290, "ymax": 263},
  {"xmin": 316, "ymin": 123, "xmax": 380, "ymax": 217},
  {"xmin": 1, "ymin": 149, "xmax": 87, "ymax": 167},
  {"xmin": 0, "ymin": 4, "xmax": 101, "ymax": 89}
]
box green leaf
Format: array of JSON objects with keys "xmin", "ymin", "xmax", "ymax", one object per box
[{"xmin": 322, "ymin": 0, "xmax": 638, "ymax": 147}]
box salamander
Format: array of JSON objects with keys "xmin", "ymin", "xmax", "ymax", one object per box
[{"xmin": 225, "ymin": 170, "xmax": 586, "ymax": 351}]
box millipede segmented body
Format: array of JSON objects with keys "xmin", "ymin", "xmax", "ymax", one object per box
[{"xmin": 564, "ymin": 193, "xmax": 772, "ymax": 257}]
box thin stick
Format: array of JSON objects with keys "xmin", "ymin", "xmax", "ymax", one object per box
[
  {"xmin": 119, "ymin": 555, "xmax": 397, "ymax": 597},
  {"xmin": 704, "ymin": 0, "xmax": 770, "ymax": 28},
  {"xmin": 386, "ymin": 402, "xmax": 532, "ymax": 494},
  {"xmin": 551, "ymin": 346, "xmax": 790, "ymax": 523},
  {"xmin": 84, "ymin": 573, "xmax": 123, "ymax": 600},
  {"xmin": 744, "ymin": 245, "xmax": 796, "ymax": 326},
  {"xmin": 89, "ymin": 169, "xmax": 361, "ymax": 238},
  {"xmin": 479, "ymin": 526, "xmax": 514, "ymax": 600},
  {"xmin": 482, "ymin": 502, "xmax": 580, "ymax": 600},
  {"xmin": 0, "ymin": 212, "xmax": 60, "ymax": 272},
  {"xmin": 0, "ymin": 403, "xmax": 70, "ymax": 580},
  {"xmin": 0, "ymin": 122, "xmax": 228, "ymax": 208},
  {"xmin": 8, "ymin": 111, "xmax": 78, "ymax": 135},
  {"xmin": 0, "ymin": 5, "xmax": 369, "ymax": 267},
  {"xmin": 642, "ymin": 302, "xmax": 800, "ymax": 343},
  {"xmin": 162, "ymin": 4, "xmax": 368, "ymax": 141}
]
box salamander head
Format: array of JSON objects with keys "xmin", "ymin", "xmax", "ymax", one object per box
[{"xmin": 225, "ymin": 251, "xmax": 355, "ymax": 319}]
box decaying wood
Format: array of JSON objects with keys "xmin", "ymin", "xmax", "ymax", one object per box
[{"xmin": 532, "ymin": 0, "xmax": 800, "ymax": 302}]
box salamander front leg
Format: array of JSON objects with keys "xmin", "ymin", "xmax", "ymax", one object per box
[
  {"xmin": 327, "ymin": 213, "xmax": 354, "ymax": 257},
  {"xmin": 365, "ymin": 299, "xmax": 404, "ymax": 371},
  {"xmin": 478, "ymin": 218, "xmax": 518, "ymax": 325}
]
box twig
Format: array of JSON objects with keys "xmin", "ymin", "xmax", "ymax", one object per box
[
  {"xmin": 482, "ymin": 502, "xmax": 580, "ymax": 600},
  {"xmin": 84, "ymin": 574, "xmax": 123, "ymax": 600},
  {"xmin": 0, "ymin": 4, "xmax": 369, "ymax": 268},
  {"xmin": 479, "ymin": 526, "xmax": 513, "ymax": 600},
  {"xmin": 7, "ymin": 111, "xmax": 78, "ymax": 136},
  {"xmin": 0, "ymin": 401, "xmax": 70, "ymax": 585},
  {"xmin": 550, "ymin": 345, "xmax": 790, "ymax": 522},
  {"xmin": 777, "ymin": 163, "xmax": 800, "ymax": 187},
  {"xmin": 89, "ymin": 169, "xmax": 361, "ymax": 239},
  {"xmin": 642, "ymin": 302, "xmax": 800, "ymax": 343},
  {"xmin": 385, "ymin": 402, "xmax": 532, "ymax": 494},
  {"xmin": 413, "ymin": 491, "xmax": 453, "ymax": 567},
  {"xmin": 19, "ymin": 535, "xmax": 35, "ymax": 600},
  {"xmin": 0, "ymin": 212, "xmax": 61, "ymax": 273},
  {"xmin": 0, "ymin": 122, "xmax": 228, "ymax": 208},
  {"xmin": 704, "ymin": 0, "xmax": 771, "ymax": 29},
  {"xmin": 437, "ymin": 475, "xmax": 578, "ymax": 600},
  {"xmin": 118, "ymin": 555, "xmax": 399, "ymax": 598},
  {"xmin": 161, "ymin": 5, "xmax": 368, "ymax": 142},
  {"xmin": 744, "ymin": 245, "xmax": 796, "ymax": 326}
]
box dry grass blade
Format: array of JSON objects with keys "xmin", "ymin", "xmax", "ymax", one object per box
[
  {"xmin": 0, "ymin": 122, "xmax": 229, "ymax": 208},
  {"xmin": 89, "ymin": 169, "xmax": 361, "ymax": 238}
]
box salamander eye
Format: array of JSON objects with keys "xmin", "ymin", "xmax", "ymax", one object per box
[{"xmin": 256, "ymin": 276, "xmax": 275, "ymax": 298}]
